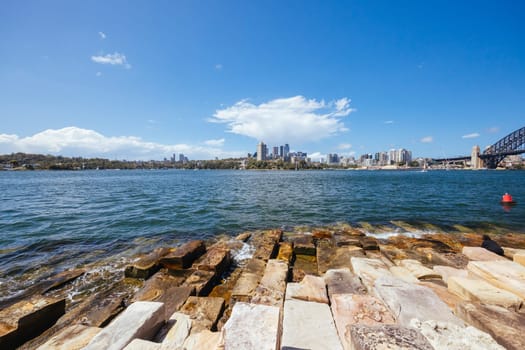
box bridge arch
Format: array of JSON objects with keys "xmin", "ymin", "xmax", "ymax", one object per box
[{"xmin": 482, "ymin": 126, "xmax": 525, "ymax": 168}]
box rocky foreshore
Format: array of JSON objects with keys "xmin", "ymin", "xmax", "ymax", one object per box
[{"xmin": 2, "ymin": 223, "xmax": 525, "ymax": 349}]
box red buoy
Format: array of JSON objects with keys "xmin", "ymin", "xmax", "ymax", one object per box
[{"xmin": 501, "ymin": 193, "xmax": 516, "ymax": 204}]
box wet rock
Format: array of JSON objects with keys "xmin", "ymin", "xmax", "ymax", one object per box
[
  {"xmin": 132, "ymin": 271, "xmax": 194, "ymax": 318},
  {"xmin": 0, "ymin": 295, "xmax": 65, "ymax": 349},
  {"xmin": 410, "ymin": 319, "xmax": 505, "ymax": 350},
  {"xmin": 159, "ymin": 240, "xmax": 206, "ymax": 270},
  {"xmin": 250, "ymin": 230, "xmax": 281, "ymax": 261},
  {"xmin": 251, "ymin": 259, "xmax": 288, "ymax": 307},
  {"xmin": 350, "ymin": 257, "xmax": 392, "ymax": 292},
  {"xmin": 389, "ymin": 266, "xmax": 420, "ymax": 283},
  {"xmin": 373, "ymin": 275, "xmax": 463, "ymax": 327},
  {"xmin": 331, "ymin": 294, "xmax": 395, "ymax": 349},
  {"xmin": 397, "ymin": 259, "xmax": 442, "ymax": 279},
  {"xmin": 36, "ymin": 324, "xmax": 100, "ymax": 350},
  {"xmin": 349, "ymin": 324, "xmax": 433, "ymax": 350},
  {"xmin": 83, "ymin": 301, "xmax": 165, "ymax": 350},
  {"xmin": 335, "ymin": 235, "xmax": 362, "ymax": 247},
  {"xmin": 183, "ymin": 270, "xmax": 216, "ymax": 296},
  {"xmin": 359, "ymin": 236, "xmax": 379, "ymax": 250},
  {"xmin": 235, "ymin": 232, "xmax": 251, "ymax": 242},
  {"xmin": 180, "ymin": 330, "xmax": 221, "ymax": 350},
  {"xmin": 231, "ymin": 259, "xmax": 266, "ymax": 303},
  {"xmin": 456, "ymin": 302, "xmax": 525, "ymax": 350},
  {"xmin": 467, "ymin": 260, "xmax": 525, "ymax": 299},
  {"xmin": 123, "ymin": 339, "xmax": 160, "ymax": 350},
  {"xmin": 291, "ymin": 254, "xmax": 318, "ymax": 282},
  {"xmin": 433, "ymin": 265, "xmax": 468, "ymax": 283},
  {"xmin": 179, "ymin": 297, "xmax": 225, "ymax": 332},
  {"xmin": 125, "ymin": 247, "xmax": 172, "ymax": 279},
  {"xmin": 462, "ymin": 247, "xmax": 507, "ymax": 261},
  {"xmin": 276, "ymin": 242, "xmax": 293, "ymax": 263},
  {"xmin": 282, "ymin": 299, "xmax": 343, "ymax": 350},
  {"xmin": 448, "ymin": 276, "xmax": 522, "ymax": 309},
  {"xmin": 317, "ymin": 239, "xmax": 364, "ymax": 274},
  {"xmin": 159, "ymin": 312, "xmax": 191, "ymax": 349},
  {"xmin": 286, "ymin": 275, "xmax": 328, "ymax": 304},
  {"xmin": 324, "ymin": 268, "xmax": 366, "ymax": 298},
  {"xmin": 312, "ymin": 228, "xmax": 333, "ymax": 239},
  {"xmin": 291, "ymin": 235, "xmax": 316, "ymax": 256},
  {"xmin": 193, "ymin": 247, "xmax": 231, "ymax": 277},
  {"xmin": 222, "ymin": 302, "xmax": 280, "ymax": 350}
]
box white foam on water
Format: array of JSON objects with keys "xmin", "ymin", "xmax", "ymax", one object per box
[
  {"xmin": 232, "ymin": 242, "xmax": 255, "ymax": 263},
  {"xmin": 366, "ymin": 230, "xmax": 428, "ymax": 240}
]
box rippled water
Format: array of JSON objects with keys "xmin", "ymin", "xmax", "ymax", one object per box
[{"xmin": 1, "ymin": 169, "xmax": 524, "ymax": 299}]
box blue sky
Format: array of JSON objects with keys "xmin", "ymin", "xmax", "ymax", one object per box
[{"xmin": 1, "ymin": 0, "xmax": 524, "ymax": 160}]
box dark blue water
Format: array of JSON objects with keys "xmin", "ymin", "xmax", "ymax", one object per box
[{"xmin": 1, "ymin": 169, "xmax": 524, "ymax": 298}]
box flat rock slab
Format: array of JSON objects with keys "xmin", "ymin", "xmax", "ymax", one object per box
[
  {"xmin": 331, "ymin": 294, "xmax": 395, "ymax": 350},
  {"xmin": 125, "ymin": 247, "xmax": 171, "ymax": 279},
  {"xmin": 291, "ymin": 235, "xmax": 316, "ymax": 256},
  {"xmin": 277, "ymin": 242, "xmax": 293, "ymax": 263},
  {"xmin": 0, "ymin": 295, "xmax": 65, "ymax": 349},
  {"xmin": 397, "ymin": 259, "xmax": 441, "ymax": 279},
  {"xmin": 514, "ymin": 252, "xmax": 525, "ymax": 267},
  {"xmin": 160, "ymin": 312, "xmax": 191, "ymax": 350},
  {"xmin": 123, "ymin": 339, "xmax": 160, "ymax": 350},
  {"xmin": 462, "ymin": 247, "xmax": 507, "ymax": 261},
  {"xmin": 36, "ymin": 325, "xmax": 101, "ymax": 350},
  {"xmin": 433, "ymin": 265, "xmax": 468, "ymax": 283},
  {"xmin": 179, "ymin": 297, "xmax": 224, "ymax": 332},
  {"xmin": 318, "ymin": 242, "xmax": 364, "ymax": 274},
  {"xmin": 222, "ymin": 302, "xmax": 280, "ymax": 350},
  {"xmin": 502, "ymin": 247, "xmax": 525, "ymax": 259},
  {"xmin": 359, "ymin": 236, "xmax": 379, "ymax": 250},
  {"xmin": 181, "ymin": 330, "xmax": 221, "ymax": 350},
  {"xmin": 281, "ymin": 299, "xmax": 343, "ymax": 350},
  {"xmin": 324, "ymin": 268, "xmax": 366, "ymax": 299},
  {"xmin": 410, "ymin": 319, "xmax": 505, "ymax": 350},
  {"xmin": 193, "ymin": 247, "xmax": 231, "ymax": 276},
  {"xmin": 448, "ymin": 276, "xmax": 522, "ymax": 308},
  {"xmin": 456, "ymin": 302, "xmax": 525, "ymax": 350},
  {"xmin": 350, "ymin": 257, "xmax": 392, "ymax": 292},
  {"xmin": 285, "ymin": 275, "xmax": 328, "ymax": 304},
  {"xmin": 251, "ymin": 259, "xmax": 288, "ymax": 307},
  {"xmin": 467, "ymin": 260, "xmax": 525, "ymax": 299},
  {"xmin": 419, "ymin": 281, "xmax": 463, "ymax": 311},
  {"xmin": 183, "ymin": 269, "xmax": 216, "ymax": 296},
  {"xmin": 389, "ymin": 266, "xmax": 420, "ymax": 283},
  {"xmin": 231, "ymin": 258, "xmax": 266, "ymax": 303},
  {"xmin": 373, "ymin": 275, "xmax": 463, "ymax": 327},
  {"xmin": 349, "ymin": 324, "xmax": 433, "ymax": 350},
  {"xmin": 84, "ymin": 301, "xmax": 165, "ymax": 350},
  {"xmin": 159, "ymin": 240, "xmax": 206, "ymax": 270}
]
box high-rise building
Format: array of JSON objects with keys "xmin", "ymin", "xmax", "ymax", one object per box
[
  {"xmin": 284, "ymin": 144, "xmax": 290, "ymax": 158},
  {"xmin": 273, "ymin": 146, "xmax": 279, "ymax": 159},
  {"xmin": 256, "ymin": 141, "xmax": 267, "ymax": 161},
  {"xmin": 279, "ymin": 145, "xmax": 284, "ymax": 158}
]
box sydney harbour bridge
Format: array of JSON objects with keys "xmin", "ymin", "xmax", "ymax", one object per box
[{"xmin": 433, "ymin": 126, "xmax": 525, "ymax": 169}]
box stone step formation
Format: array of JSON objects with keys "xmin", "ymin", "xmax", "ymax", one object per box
[{"xmin": 2, "ymin": 224, "xmax": 525, "ymax": 350}]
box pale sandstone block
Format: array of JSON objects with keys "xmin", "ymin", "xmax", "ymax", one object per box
[
  {"xmin": 181, "ymin": 330, "xmax": 221, "ymax": 350},
  {"xmin": 514, "ymin": 252, "xmax": 525, "ymax": 267},
  {"xmin": 350, "ymin": 257, "xmax": 392, "ymax": 293},
  {"xmin": 433, "ymin": 265, "xmax": 468, "ymax": 283},
  {"xmin": 160, "ymin": 312, "xmax": 191, "ymax": 350},
  {"xmin": 281, "ymin": 299, "xmax": 343, "ymax": 350},
  {"xmin": 467, "ymin": 260, "xmax": 525, "ymax": 299},
  {"xmin": 397, "ymin": 259, "xmax": 441, "ymax": 279},
  {"xmin": 285, "ymin": 275, "xmax": 328, "ymax": 304},
  {"xmin": 389, "ymin": 266, "xmax": 419, "ymax": 283},
  {"xmin": 123, "ymin": 339, "xmax": 160, "ymax": 350},
  {"xmin": 251, "ymin": 259, "xmax": 288, "ymax": 307},
  {"xmin": 448, "ymin": 276, "xmax": 522, "ymax": 309},
  {"xmin": 36, "ymin": 325, "xmax": 100, "ymax": 350},
  {"xmin": 349, "ymin": 324, "xmax": 433, "ymax": 350},
  {"xmin": 222, "ymin": 302, "xmax": 280, "ymax": 350},
  {"xmin": 324, "ymin": 268, "xmax": 366, "ymax": 299},
  {"xmin": 83, "ymin": 301, "xmax": 165, "ymax": 350},
  {"xmin": 462, "ymin": 247, "xmax": 507, "ymax": 261}
]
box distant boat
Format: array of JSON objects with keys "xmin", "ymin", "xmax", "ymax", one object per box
[{"xmin": 421, "ymin": 161, "xmax": 428, "ymax": 172}]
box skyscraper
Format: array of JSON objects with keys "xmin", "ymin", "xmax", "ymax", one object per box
[
  {"xmin": 272, "ymin": 146, "xmax": 279, "ymax": 159},
  {"xmin": 284, "ymin": 144, "xmax": 290, "ymax": 158},
  {"xmin": 257, "ymin": 141, "xmax": 267, "ymax": 161}
]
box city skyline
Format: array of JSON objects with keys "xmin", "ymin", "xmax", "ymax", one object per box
[{"xmin": 1, "ymin": 1, "xmax": 524, "ymax": 161}]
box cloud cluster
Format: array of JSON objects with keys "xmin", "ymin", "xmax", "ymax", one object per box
[
  {"xmin": 210, "ymin": 96, "xmax": 355, "ymax": 145},
  {"xmin": 0, "ymin": 127, "xmax": 240, "ymax": 160},
  {"xmin": 462, "ymin": 132, "xmax": 480, "ymax": 139},
  {"xmin": 98, "ymin": 31, "xmax": 106, "ymax": 39},
  {"xmin": 420, "ymin": 136, "xmax": 433, "ymax": 143},
  {"xmin": 91, "ymin": 52, "xmax": 131, "ymax": 69}
]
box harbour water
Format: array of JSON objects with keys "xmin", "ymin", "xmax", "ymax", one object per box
[{"xmin": 1, "ymin": 169, "xmax": 524, "ymax": 302}]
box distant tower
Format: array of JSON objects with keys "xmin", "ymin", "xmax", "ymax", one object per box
[
  {"xmin": 257, "ymin": 141, "xmax": 267, "ymax": 161},
  {"xmin": 471, "ymin": 145, "xmax": 483, "ymax": 169},
  {"xmin": 284, "ymin": 144, "xmax": 290, "ymax": 157}
]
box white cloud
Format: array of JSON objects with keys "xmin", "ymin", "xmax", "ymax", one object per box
[
  {"xmin": 384, "ymin": 120, "xmax": 394, "ymax": 124},
  {"xmin": 91, "ymin": 52, "xmax": 131, "ymax": 69},
  {"xmin": 210, "ymin": 95, "xmax": 355, "ymax": 145},
  {"xmin": 338, "ymin": 143, "xmax": 352, "ymax": 150},
  {"xmin": 98, "ymin": 31, "xmax": 106, "ymax": 39},
  {"xmin": 204, "ymin": 138, "xmax": 225, "ymax": 147},
  {"xmin": 308, "ymin": 152, "xmax": 326, "ymax": 162},
  {"xmin": 0, "ymin": 127, "xmax": 242, "ymax": 160},
  {"xmin": 462, "ymin": 132, "xmax": 480, "ymax": 139},
  {"xmin": 420, "ymin": 136, "xmax": 433, "ymax": 143}
]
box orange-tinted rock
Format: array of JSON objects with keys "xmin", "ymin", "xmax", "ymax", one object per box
[
  {"xmin": 276, "ymin": 242, "xmax": 293, "ymax": 263},
  {"xmin": 291, "ymin": 235, "xmax": 316, "ymax": 256},
  {"xmin": 193, "ymin": 247, "xmax": 231, "ymax": 277},
  {"xmin": 180, "ymin": 297, "xmax": 225, "ymax": 332},
  {"xmin": 125, "ymin": 247, "xmax": 172, "ymax": 279},
  {"xmin": 159, "ymin": 240, "xmax": 206, "ymax": 270},
  {"xmin": 359, "ymin": 236, "xmax": 379, "ymax": 250},
  {"xmin": 183, "ymin": 270, "xmax": 216, "ymax": 296}
]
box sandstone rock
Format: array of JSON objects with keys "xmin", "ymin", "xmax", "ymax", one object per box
[
  {"xmin": 433, "ymin": 265, "xmax": 468, "ymax": 283},
  {"xmin": 122, "ymin": 339, "xmax": 160, "ymax": 350},
  {"xmin": 83, "ymin": 301, "xmax": 165, "ymax": 350},
  {"xmin": 462, "ymin": 247, "xmax": 507, "ymax": 261},
  {"xmin": 359, "ymin": 236, "xmax": 379, "ymax": 250},
  {"xmin": 419, "ymin": 281, "xmax": 463, "ymax": 311},
  {"xmin": 125, "ymin": 247, "xmax": 171, "ymax": 279},
  {"xmin": 335, "ymin": 235, "xmax": 362, "ymax": 247},
  {"xmin": 193, "ymin": 247, "xmax": 231, "ymax": 277},
  {"xmin": 292, "ymin": 254, "xmax": 318, "ymax": 281},
  {"xmin": 349, "ymin": 324, "xmax": 433, "ymax": 350},
  {"xmin": 501, "ymin": 247, "xmax": 525, "ymax": 259},
  {"xmin": 317, "ymin": 240, "xmax": 364, "ymax": 274},
  {"xmin": 183, "ymin": 270, "xmax": 216, "ymax": 296},
  {"xmin": 179, "ymin": 297, "xmax": 224, "ymax": 332},
  {"xmin": 514, "ymin": 252, "xmax": 525, "ymax": 267},
  {"xmin": 291, "ymin": 235, "xmax": 316, "ymax": 256},
  {"xmin": 324, "ymin": 268, "xmax": 366, "ymax": 298},
  {"xmin": 285, "ymin": 275, "xmax": 328, "ymax": 304},
  {"xmin": 276, "ymin": 242, "xmax": 293, "ymax": 263},
  {"xmin": 389, "ymin": 266, "xmax": 419, "ymax": 283},
  {"xmin": 456, "ymin": 302, "xmax": 525, "ymax": 350},
  {"xmin": 281, "ymin": 299, "xmax": 343, "ymax": 350},
  {"xmin": 235, "ymin": 232, "xmax": 251, "ymax": 242},
  {"xmin": 350, "ymin": 257, "xmax": 392, "ymax": 292},
  {"xmin": 373, "ymin": 275, "xmax": 463, "ymax": 327},
  {"xmin": 331, "ymin": 294, "xmax": 395, "ymax": 350},
  {"xmin": 180, "ymin": 330, "xmax": 221, "ymax": 350},
  {"xmin": 36, "ymin": 325, "xmax": 100, "ymax": 350},
  {"xmin": 251, "ymin": 259, "xmax": 288, "ymax": 307},
  {"xmin": 160, "ymin": 312, "xmax": 191, "ymax": 349},
  {"xmin": 416, "ymin": 248, "xmax": 469, "ymax": 268},
  {"xmin": 0, "ymin": 295, "xmax": 65, "ymax": 349},
  {"xmin": 410, "ymin": 319, "xmax": 505, "ymax": 350},
  {"xmin": 448, "ymin": 276, "xmax": 522, "ymax": 309},
  {"xmin": 159, "ymin": 240, "xmax": 206, "ymax": 270},
  {"xmin": 397, "ymin": 259, "xmax": 441, "ymax": 279},
  {"xmin": 132, "ymin": 271, "xmax": 194, "ymax": 318},
  {"xmin": 467, "ymin": 260, "xmax": 525, "ymax": 299},
  {"xmin": 231, "ymin": 259, "xmax": 266, "ymax": 303},
  {"xmin": 222, "ymin": 302, "xmax": 280, "ymax": 350}
]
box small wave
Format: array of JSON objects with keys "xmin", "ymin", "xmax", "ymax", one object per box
[{"xmin": 232, "ymin": 242, "xmax": 255, "ymax": 263}]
